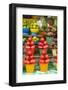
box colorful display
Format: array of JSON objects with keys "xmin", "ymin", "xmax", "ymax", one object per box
[{"xmin": 23, "ymin": 15, "xmax": 57, "ymax": 74}]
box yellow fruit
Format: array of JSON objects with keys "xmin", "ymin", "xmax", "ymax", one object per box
[
  {"xmin": 30, "ymin": 28, "xmax": 39, "ymax": 33},
  {"xmin": 32, "ymin": 36, "xmax": 37, "ymax": 41},
  {"xmin": 33, "ymin": 25, "xmax": 36, "ymax": 28},
  {"xmin": 32, "ymin": 36, "xmax": 39, "ymax": 41}
]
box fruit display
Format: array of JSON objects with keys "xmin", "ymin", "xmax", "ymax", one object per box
[
  {"xmin": 24, "ymin": 55, "xmax": 36, "ymax": 73},
  {"xmin": 24, "ymin": 36, "xmax": 36, "ymax": 73},
  {"xmin": 23, "ymin": 15, "xmax": 57, "ymax": 74},
  {"xmin": 39, "ymin": 50, "xmax": 50, "ymax": 72},
  {"xmin": 38, "ymin": 37, "xmax": 49, "ymax": 54}
]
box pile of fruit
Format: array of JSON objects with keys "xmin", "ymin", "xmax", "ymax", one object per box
[
  {"xmin": 39, "ymin": 50, "xmax": 50, "ymax": 72},
  {"xmin": 40, "ymin": 50, "xmax": 49, "ymax": 64},
  {"xmin": 38, "ymin": 37, "xmax": 48, "ymax": 49},
  {"xmin": 24, "ymin": 36, "xmax": 36, "ymax": 73}
]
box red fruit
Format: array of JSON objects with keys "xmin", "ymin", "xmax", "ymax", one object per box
[
  {"xmin": 30, "ymin": 41, "xmax": 34, "ymax": 46},
  {"xmin": 38, "ymin": 42, "xmax": 44, "ymax": 46},
  {"xmin": 38, "ymin": 45, "xmax": 43, "ymax": 49},
  {"xmin": 40, "ymin": 59, "xmax": 45, "ymax": 64},
  {"xmin": 31, "ymin": 46, "xmax": 35, "ymax": 54},
  {"xmin": 40, "ymin": 55, "xmax": 45, "ymax": 59},
  {"xmin": 43, "ymin": 45, "xmax": 47, "ymax": 49},
  {"xmin": 44, "ymin": 41, "xmax": 47, "ymax": 45},
  {"xmin": 28, "ymin": 36, "xmax": 32, "ymax": 42},
  {"xmin": 25, "ymin": 45, "xmax": 30, "ymax": 49},
  {"xmin": 26, "ymin": 41, "xmax": 30, "ymax": 45},
  {"xmin": 24, "ymin": 60, "xmax": 30, "ymax": 64},
  {"xmin": 25, "ymin": 56, "xmax": 30, "ymax": 60},
  {"xmin": 31, "ymin": 45, "xmax": 35, "ymax": 49},
  {"xmin": 46, "ymin": 44, "xmax": 48, "ymax": 48},
  {"xmin": 25, "ymin": 46, "xmax": 31, "ymax": 52},
  {"xmin": 42, "ymin": 50, "xmax": 46, "ymax": 55},
  {"xmin": 43, "ymin": 44, "xmax": 48, "ymax": 49},
  {"xmin": 27, "ymin": 51, "xmax": 32, "ymax": 55},
  {"xmin": 45, "ymin": 54, "xmax": 49, "ymax": 59},
  {"xmin": 41, "ymin": 32, "xmax": 46, "ymax": 36},
  {"xmin": 30, "ymin": 55, "xmax": 34, "ymax": 59},
  {"xmin": 40, "ymin": 38, "xmax": 45, "ymax": 43},
  {"xmin": 45, "ymin": 59, "xmax": 49, "ymax": 63},
  {"xmin": 30, "ymin": 59, "xmax": 36, "ymax": 64}
]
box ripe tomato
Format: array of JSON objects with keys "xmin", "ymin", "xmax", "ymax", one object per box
[
  {"xmin": 39, "ymin": 59, "xmax": 45, "ymax": 64},
  {"xmin": 24, "ymin": 60, "xmax": 30, "ymax": 64},
  {"xmin": 40, "ymin": 55, "xmax": 45, "ymax": 59},
  {"xmin": 45, "ymin": 59, "xmax": 49, "ymax": 63},
  {"xmin": 45, "ymin": 54, "xmax": 49, "ymax": 59},
  {"xmin": 30, "ymin": 59, "xmax": 36, "ymax": 64},
  {"xmin": 27, "ymin": 51, "xmax": 32, "ymax": 55},
  {"xmin": 42, "ymin": 50, "xmax": 46, "ymax": 55},
  {"xmin": 30, "ymin": 55, "xmax": 34, "ymax": 59},
  {"xmin": 40, "ymin": 37, "xmax": 45, "ymax": 43}
]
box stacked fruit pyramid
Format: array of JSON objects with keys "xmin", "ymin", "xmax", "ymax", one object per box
[
  {"xmin": 24, "ymin": 36, "xmax": 36, "ymax": 73},
  {"xmin": 38, "ymin": 38, "xmax": 50, "ymax": 72}
]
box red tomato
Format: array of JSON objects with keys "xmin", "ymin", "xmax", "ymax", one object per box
[
  {"xmin": 45, "ymin": 44, "xmax": 48, "ymax": 48},
  {"xmin": 27, "ymin": 51, "xmax": 32, "ymax": 55},
  {"xmin": 43, "ymin": 44, "xmax": 48, "ymax": 49},
  {"xmin": 38, "ymin": 42, "xmax": 44, "ymax": 46},
  {"xmin": 25, "ymin": 46, "xmax": 30, "ymax": 50},
  {"xmin": 30, "ymin": 41, "xmax": 34, "ymax": 46},
  {"xmin": 40, "ymin": 55, "xmax": 45, "ymax": 59},
  {"xmin": 26, "ymin": 41, "xmax": 30, "ymax": 46},
  {"xmin": 25, "ymin": 56, "xmax": 30, "ymax": 60},
  {"xmin": 44, "ymin": 41, "xmax": 47, "ymax": 45},
  {"xmin": 31, "ymin": 45, "xmax": 35, "ymax": 49},
  {"xmin": 31, "ymin": 46, "xmax": 35, "ymax": 54},
  {"xmin": 30, "ymin": 59, "xmax": 36, "ymax": 64},
  {"xmin": 40, "ymin": 38, "xmax": 45, "ymax": 43},
  {"xmin": 42, "ymin": 50, "xmax": 46, "ymax": 55},
  {"xmin": 30, "ymin": 55, "xmax": 34, "ymax": 59},
  {"xmin": 41, "ymin": 32, "xmax": 46, "ymax": 36},
  {"xmin": 39, "ymin": 59, "xmax": 45, "ymax": 64},
  {"xmin": 45, "ymin": 59, "xmax": 49, "ymax": 63},
  {"xmin": 38, "ymin": 45, "xmax": 43, "ymax": 49},
  {"xmin": 24, "ymin": 60, "xmax": 30, "ymax": 64},
  {"xmin": 25, "ymin": 46, "xmax": 30, "ymax": 52},
  {"xmin": 45, "ymin": 54, "xmax": 49, "ymax": 59},
  {"xmin": 43, "ymin": 45, "xmax": 47, "ymax": 49},
  {"xmin": 28, "ymin": 36, "xmax": 32, "ymax": 42}
]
